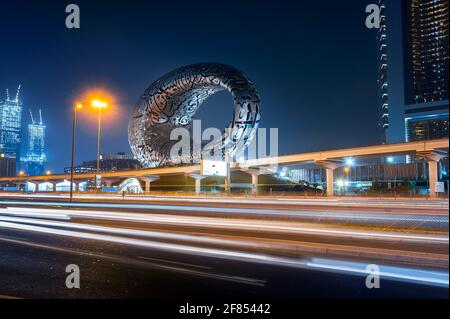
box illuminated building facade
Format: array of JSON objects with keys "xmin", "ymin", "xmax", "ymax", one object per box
[
  {"xmin": 0, "ymin": 86, "xmax": 23, "ymax": 168},
  {"xmin": 0, "ymin": 153, "xmax": 16, "ymax": 177},
  {"xmin": 64, "ymin": 152, "xmax": 142, "ymax": 174},
  {"xmin": 23, "ymin": 109, "xmax": 47, "ymax": 176},
  {"xmin": 381, "ymin": 0, "xmax": 449, "ymax": 144},
  {"xmin": 378, "ymin": 0, "xmax": 389, "ymax": 141}
]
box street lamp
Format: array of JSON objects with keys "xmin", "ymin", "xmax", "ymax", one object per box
[
  {"xmin": 91, "ymin": 99, "xmax": 108, "ymax": 189},
  {"xmin": 69, "ymin": 103, "xmax": 83, "ymax": 202}
]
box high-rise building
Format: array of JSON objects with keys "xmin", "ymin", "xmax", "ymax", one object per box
[
  {"xmin": 377, "ymin": 0, "xmax": 389, "ymax": 142},
  {"xmin": 379, "ymin": 0, "xmax": 449, "ymax": 144},
  {"xmin": 22, "ymin": 109, "xmax": 47, "ymax": 176},
  {"xmin": 0, "ymin": 85, "xmax": 23, "ymax": 167},
  {"xmin": 0, "ymin": 153, "xmax": 16, "ymax": 177}
]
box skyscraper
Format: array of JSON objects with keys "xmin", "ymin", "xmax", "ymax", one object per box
[
  {"xmin": 23, "ymin": 109, "xmax": 47, "ymax": 176},
  {"xmin": 377, "ymin": 0, "xmax": 389, "ymax": 142},
  {"xmin": 379, "ymin": 0, "xmax": 449, "ymax": 144},
  {"xmin": 0, "ymin": 85, "xmax": 23, "ymax": 167}
]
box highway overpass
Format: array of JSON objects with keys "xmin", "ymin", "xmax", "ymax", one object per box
[{"xmin": 1, "ymin": 138, "xmax": 448, "ymax": 196}]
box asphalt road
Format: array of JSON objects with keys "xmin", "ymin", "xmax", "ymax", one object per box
[{"xmin": 0, "ymin": 194, "xmax": 448, "ymax": 299}]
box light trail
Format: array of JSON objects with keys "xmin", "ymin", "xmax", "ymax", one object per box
[
  {"xmin": 1, "ymin": 193, "xmax": 448, "ymax": 211},
  {"xmin": 0, "ymin": 236, "xmax": 265, "ymax": 287},
  {"xmin": 0, "ymin": 220, "xmax": 447, "ymax": 288},
  {"xmin": 307, "ymin": 258, "xmax": 449, "ymax": 287},
  {"xmin": 1, "ymin": 214, "xmax": 447, "ymax": 268},
  {"xmin": 1, "ymin": 207, "xmax": 448, "ymax": 244},
  {"xmin": 1, "ymin": 201, "xmax": 448, "ymax": 226}
]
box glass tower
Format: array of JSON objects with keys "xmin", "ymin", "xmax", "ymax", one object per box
[
  {"xmin": 0, "ymin": 86, "xmax": 23, "ymax": 167},
  {"xmin": 23, "ymin": 109, "xmax": 47, "ymax": 176},
  {"xmin": 404, "ymin": 0, "xmax": 449, "ymax": 104},
  {"xmin": 378, "ymin": 0, "xmax": 389, "ymax": 141},
  {"xmin": 382, "ymin": 0, "xmax": 449, "ymax": 144}
]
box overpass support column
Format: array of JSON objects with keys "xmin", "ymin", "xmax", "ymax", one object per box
[
  {"xmin": 326, "ymin": 168, "xmax": 333, "ymax": 197},
  {"xmin": 429, "ymin": 161, "xmax": 438, "ymax": 198},
  {"xmin": 417, "ymin": 151, "xmax": 446, "ymax": 198},
  {"xmin": 27, "ymin": 181, "xmax": 38, "ymax": 192},
  {"xmin": 141, "ymin": 175, "xmax": 160, "ymax": 194},
  {"xmin": 190, "ymin": 174, "xmax": 206, "ymax": 195},
  {"xmin": 316, "ymin": 160, "xmax": 343, "ymax": 197},
  {"xmin": 251, "ymin": 174, "xmax": 259, "ymax": 194},
  {"xmin": 241, "ymin": 168, "xmax": 270, "ymax": 195}
]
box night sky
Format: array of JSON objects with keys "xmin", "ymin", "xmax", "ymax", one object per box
[{"xmin": 0, "ymin": 0, "xmax": 381, "ymax": 172}]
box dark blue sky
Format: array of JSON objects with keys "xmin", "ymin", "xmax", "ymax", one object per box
[{"xmin": 0, "ymin": 0, "xmax": 381, "ymax": 172}]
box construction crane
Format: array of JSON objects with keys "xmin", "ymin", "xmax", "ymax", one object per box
[
  {"xmin": 15, "ymin": 84, "xmax": 21, "ymax": 102},
  {"xmin": 29, "ymin": 109, "xmax": 35, "ymax": 125}
]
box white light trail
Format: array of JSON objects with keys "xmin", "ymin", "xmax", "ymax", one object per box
[
  {"xmin": 0, "ymin": 220, "xmax": 447, "ymax": 288},
  {"xmin": 1, "ymin": 207, "xmax": 447, "ymax": 244}
]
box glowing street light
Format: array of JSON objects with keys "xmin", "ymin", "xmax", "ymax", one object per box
[
  {"xmin": 91, "ymin": 99, "xmax": 108, "ymax": 189},
  {"xmin": 91, "ymin": 99, "xmax": 107, "ymax": 109},
  {"xmin": 46, "ymin": 170, "xmax": 52, "ymax": 175},
  {"xmin": 18, "ymin": 170, "xmax": 25, "ymax": 176},
  {"xmin": 345, "ymin": 158, "xmax": 354, "ymax": 166}
]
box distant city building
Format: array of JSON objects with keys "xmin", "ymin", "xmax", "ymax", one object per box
[
  {"xmin": 0, "ymin": 153, "xmax": 16, "ymax": 177},
  {"xmin": 22, "ymin": 109, "xmax": 47, "ymax": 176},
  {"xmin": 64, "ymin": 152, "xmax": 142, "ymax": 174},
  {"xmin": 0, "ymin": 85, "xmax": 23, "ymax": 168},
  {"xmin": 379, "ymin": 0, "xmax": 449, "ymax": 144},
  {"xmin": 377, "ymin": 0, "xmax": 389, "ymax": 141},
  {"xmin": 289, "ymin": 163, "xmax": 435, "ymax": 184}
]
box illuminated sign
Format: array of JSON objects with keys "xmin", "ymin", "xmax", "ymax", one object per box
[{"xmin": 201, "ymin": 160, "xmax": 229, "ymax": 177}]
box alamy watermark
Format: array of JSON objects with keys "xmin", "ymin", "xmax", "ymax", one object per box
[
  {"xmin": 168, "ymin": 120, "xmax": 279, "ymax": 169},
  {"xmin": 65, "ymin": 4, "xmax": 80, "ymax": 29},
  {"xmin": 365, "ymin": 264, "xmax": 380, "ymax": 289},
  {"xmin": 365, "ymin": 4, "xmax": 381, "ymax": 29},
  {"xmin": 65, "ymin": 264, "xmax": 80, "ymax": 289}
]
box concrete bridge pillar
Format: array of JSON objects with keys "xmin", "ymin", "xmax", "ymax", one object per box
[
  {"xmin": 241, "ymin": 168, "xmax": 262, "ymax": 194},
  {"xmin": 141, "ymin": 175, "xmax": 160, "ymax": 193},
  {"xmin": 27, "ymin": 181, "xmax": 39, "ymax": 192},
  {"xmin": 241, "ymin": 167, "xmax": 273, "ymax": 194},
  {"xmin": 190, "ymin": 174, "xmax": 207, "ymax": 195},
  {"xmin": 104, "ymin": 180, "xmax": 113, "ymax": 188},
  {"xmin": 417, "ymin": 151, "xmax": 446, "ymax": 198},
  {"xmin": 429, "ymin": 161, "xmax": 438, "ymax": 198},
  {"xmin": 251, "ymin": 174, "xmax": 259, "ymax": 194},
  {"xmin": 316, "ymin": 160, "xmax": 344, "ymax": 197}
]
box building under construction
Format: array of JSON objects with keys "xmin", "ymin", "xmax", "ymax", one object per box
[
  {"xmin": 0, "ymin": 85, "xmax": 23, "ymax": 169},
  {"xmin": 22, "ymin": 109, "xmax": 47, "ymax": 176}
]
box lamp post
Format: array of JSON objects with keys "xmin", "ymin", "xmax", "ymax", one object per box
[
  {"xmin": 91, "ymin": 99, "xmax": 107, "ymax": 189},
  {"xmin": 69, "ymin": 103, "xmax": 82, "ymax": 202}
]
